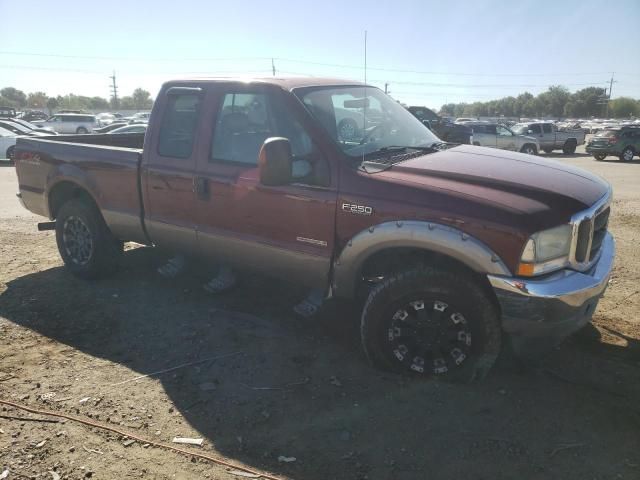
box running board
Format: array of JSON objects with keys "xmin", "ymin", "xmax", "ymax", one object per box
[{"xmin": 37, "ymin": 222, "xmax": 56, "ymax": 231}]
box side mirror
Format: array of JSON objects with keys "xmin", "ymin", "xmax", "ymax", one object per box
[
  {"xmin": 527, "ymin": 130, "xmax": 533, "ymax": 134},
  {"xmin": 258, "ymin": 137, "xmax": 292, "ymax": 186},
  {"xmin": 422, "ymin": 119, "xmax": 432, "ymax": 129}
]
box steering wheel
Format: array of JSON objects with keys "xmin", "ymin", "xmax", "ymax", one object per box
[{"xmin": 359, "ymin": 123, "xmax": 387, "ymax": 145}]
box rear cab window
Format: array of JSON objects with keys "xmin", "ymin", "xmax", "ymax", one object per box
[{"xmin": 157, "ymin": 91, "xmax": 202, "ymax": 159}]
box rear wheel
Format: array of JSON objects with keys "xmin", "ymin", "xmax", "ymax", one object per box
[
  {"xmin": 360, "ymin": 266, "xmax": 501, "ymax": 382},
  {"xmin": 620, "ymin": 147, "xmax": 635, "ymax": 162},
  {"xmin": 562, "ymin": 140, "xmax": 577, "ymax": 154},
  {"xmin": 6, "ymin": 146, "xmax": 15, "ymax": 165},
  {"xmin": 520, "ymin": 144, "xmax": 537, "ymax": 155},
  {"xmin": 593, "ymin": 153, "xmax": 607, "ymax": 161},
  {"xmin": 55, "ymin": 199, "xmax": 122, "ymax": 279},
  {"xmin": 76, "ymin": 127, "xmax": 88, "ymax": 134}
]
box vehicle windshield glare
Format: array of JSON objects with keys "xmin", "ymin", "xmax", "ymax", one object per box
[
  {"xmin": 510, "ymin": 124, "xmax": 528, "ymax": 134},
  {"xmin": 296, "ymin": 86, "xmax": 440, "ymax": 157}
]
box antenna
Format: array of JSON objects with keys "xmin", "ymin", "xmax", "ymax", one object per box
[
  {"xmin": 271, "ymin": 58, "xmax": 276, "ymax": 77},
  {"xmin": 362, "ymin": 30, "xmax": 367, "ymax": 163}
]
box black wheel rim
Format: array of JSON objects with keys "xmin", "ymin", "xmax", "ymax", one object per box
[
  {"xmin": 62, "ymin": 216, "xmax": 93, "ymax": 265},
  {"xmin": 386, "ymin": 298, "xmax": 472, "ymax": 375}
]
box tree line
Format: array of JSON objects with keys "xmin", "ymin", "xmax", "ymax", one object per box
[
  {"xmin": 0, "ymin": 87, "xmax": 154, "ymax": 113},
  {"xmin": 439, "ymin": 86, "xmax": 640, "ymax": 119}
]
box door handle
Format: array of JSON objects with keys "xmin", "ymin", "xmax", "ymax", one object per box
[{"xmin": 194, "ymin": 177, "xmax": 210, "ymax": 200}]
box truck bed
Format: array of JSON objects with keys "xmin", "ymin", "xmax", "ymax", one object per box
[{"xmin": 15, "ymin": 133, "xmax": 148, "ymax": 244}]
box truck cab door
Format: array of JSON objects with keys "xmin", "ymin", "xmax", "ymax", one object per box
[
  {"xmin": 194, "ymin": 85, "xmax": 337, "ymax": 289},
  {"xmin": 541, "ymin": 123, "xmax": 554, "ymax": 148},
  {"xmin": 141, "ymin": 87, "xmax": 203, "ymax": 252},
  {"xmin": 528, "ymin": 123, "xmax": 544, "ymax": 145},
  {"xmin": 496, "ymin": 125, "xmax": 517, "ymax": 150}
]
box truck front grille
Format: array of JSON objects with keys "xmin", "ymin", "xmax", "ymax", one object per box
[{"xmin": 571, "ymin": 192, "xmax": 611, "ymax": 269}]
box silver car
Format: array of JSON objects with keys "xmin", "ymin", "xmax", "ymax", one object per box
[
  {"xmin": 34, "ymin": 114, "xmax": 98, "ymax": 134},
  {"xmin": 468, "ymin": 122, "xmax": 539, "ymax": 155}
]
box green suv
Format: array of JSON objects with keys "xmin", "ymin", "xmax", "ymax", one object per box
[{"xmin": 586, "ymin": 126, "xmax": 640, "ymax": 161}]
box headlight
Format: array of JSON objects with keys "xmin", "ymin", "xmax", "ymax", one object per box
[{"xmin": 517, "ymin": 224, "xmax": 572, "ymax": 276}]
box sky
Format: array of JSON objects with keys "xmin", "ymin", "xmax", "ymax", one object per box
[{"xmin": 0, "ymin": 0, "xmax": 639, "ymax": 110}]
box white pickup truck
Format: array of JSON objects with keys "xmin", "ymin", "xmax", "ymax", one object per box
[{"xmin": 511, "ymin": 121, "xmax": 585, "ymax": 154}]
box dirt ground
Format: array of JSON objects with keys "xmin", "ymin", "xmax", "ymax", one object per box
[{"xmin": 1, "ymin": 145, "xmax": 639, "ymax": 480}]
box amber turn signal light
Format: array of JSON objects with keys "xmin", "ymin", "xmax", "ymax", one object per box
[{"xmin": 516, "ymin": 263, "xmax": 535, "ymax": 277}]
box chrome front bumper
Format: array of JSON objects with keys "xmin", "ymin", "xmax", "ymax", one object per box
[{"xmin": 488, "ymin": 233, "xmax": 615, "ymax": 355}]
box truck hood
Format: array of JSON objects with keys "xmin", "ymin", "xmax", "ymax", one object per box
[{"xmin": 379, "ymin": 145, "xmax": 609, "ymax": 220}]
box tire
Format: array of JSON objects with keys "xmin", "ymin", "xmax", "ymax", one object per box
[
  {"xmin": 593, "ymin": 153, "xmax": 607, "ymax": 161},
  {"xmin": 620, "ymin": 146, "xmax": 635, "ymax": 162},
  {"xmin": 562, "ymin": 140, "xmax": 577, "ymax": 154},
  {"xmin": 337, "ymin": 118, "xmax": 358, "ymax": 141},
  {"xmin": 542, "ymin": 148, "xmax": 553, "ymax": 154},
  {"xmin": 520, "ymin": 144, "xmax": 537, "ymax": 155},
  {"xmin": 76, "ymin": 127, "xmax": 88, "ymax": 134},
  {"xmin": 6, "ymin": 146, "xmax": 15, "ymax": 165},
  {"xmin": 55, "ymin": 199, "xmax": 122, "ymax": 279},
  {"xmin": 360, "ymin": 266, "xmax": 501, "ymax": 383}
]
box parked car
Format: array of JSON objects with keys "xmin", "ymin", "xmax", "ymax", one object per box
[
  {"xmin": 96, "ymin": 113, "xmax": 117, "ymax": 127},
  {"xmin": 511, "ymin": 121, "xmax": 585, "ymax": 154},
  {"xmin": 0, "ymin": 106, "xmax": 17, "ymax": 118},
  {"xmin": 586, "ymin": 126, "xmax": 640, "ymax": 161},
  {"xmin": 14, "ymin": 77, "xmax": 614, "ymax": 380},
  {"xmin": 107, "ymin": 124, "xmax": 148, "ymax": 134},
  {"xmin": 0, "ymin": 120, "xmax": 49, "ymax": 137},
  {"xmin": 93, "ymin": 122, "xmax": 128, "ymax": 133},
  {"xmin": 8, "ymin": 118, "xmax": 58, "ymax": 135},
  {"xmin": 33, "ymin": 114, "xmax": 98, "ymax": 134},
  {"xmin": 467, "ymin": 122, "xmax": 539, "ymax": 155},
  {"xmin": 0, "ymin": 126, "xmax": 18, "ymax": 162},
  {"xmin": 454, "ymin": 117, "xmax": 476, "ymax": 124},
  {"xmin": 128, "ymin": 112, "xmax": 151, "ymax": 124},
  {"xmin": 408, "ymin": 106, "xmax": 473, "ymax": 144},
  {"xmin": 19, "ymin": 110, "xmax": 48, "ymax": 122}
]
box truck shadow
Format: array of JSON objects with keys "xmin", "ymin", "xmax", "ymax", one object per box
[{"xmin": 1, "ymin": 249, "xmax": 639, "ymax": 480}]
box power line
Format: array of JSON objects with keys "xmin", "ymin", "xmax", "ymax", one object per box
[{"xmin": 0, "ymin": 50, "xmax": 635, "ymax": 78}]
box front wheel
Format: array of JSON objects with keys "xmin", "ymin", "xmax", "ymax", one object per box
[
  {"xmin": 55, "ymin": 200, "xmax": 122, "ymax": 279},
  {"xmin": 594, "ymin": 153, "xmax": 607, "ymax": 161},
  {"xmin": 520, "ymin": 144, "xmax": 537, "ymax": 155},
  {"xmin": 620, "ymin": 147, "xmax": 635, "ymax": 162},
  {"xmin": 76, "ymin": 127, "xmax": 88, "ymax": 134},
  {"xmin": 360, "ymin": 267, "xmax": 501, "ymax": 382},
  {"xmin": 337, "ymin": 118, "xmax": 358, "ymax": 141}
]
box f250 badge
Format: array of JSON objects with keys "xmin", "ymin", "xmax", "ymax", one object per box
[{"xmin": 342, "ymin": 203, "xmax": 373, "ymax": 216}]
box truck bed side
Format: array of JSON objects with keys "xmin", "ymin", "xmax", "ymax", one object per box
[{"xmin": 14, "ymin": 134, "xmax": 149, "ymax": 244}]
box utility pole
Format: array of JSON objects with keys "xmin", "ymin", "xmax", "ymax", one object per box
[
  {"xmin": 271, "ymin": 58, "xmax": 276, "ymax": 77},
  {"xmin": 109, "ymin": 71, "xmax": 119, "ymax": 109},
  {"xmin": 384, "ymin": 82, "xmax": 389, "ymax": 94},
  {"xmin": 605, "ymin": 73, "xmax": 614, "ymax": 118}
]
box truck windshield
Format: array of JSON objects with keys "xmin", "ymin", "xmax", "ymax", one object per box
[
  {"xmin": 510, "ymin": 124, "xmax": 528, "ymax": 134},
  {"xmin": 296, "ymin": 86, "xmax": 439, "ymax": 157}
]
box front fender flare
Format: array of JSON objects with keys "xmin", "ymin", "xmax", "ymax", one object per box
[{"xmin": 331, "ymin": 221, "xmax": 511, "ymax": 298}]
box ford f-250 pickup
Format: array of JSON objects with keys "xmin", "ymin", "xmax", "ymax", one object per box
[{"xmin": 14, "ymin": 77, "xmax": 615, "ymax": 382}]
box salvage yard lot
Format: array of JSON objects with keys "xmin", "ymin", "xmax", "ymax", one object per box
[{"xmin": 1, "ymin": 147, "xmax": 639, "ymax": 479}]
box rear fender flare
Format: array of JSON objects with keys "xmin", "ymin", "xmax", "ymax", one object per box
[
  {"xmin": 331, "ymin": 221, "xmax": 511, "ymax": 298},
  {"xmin": 45, "ymin": 163, "xmax": 100, "ymax": 218}
]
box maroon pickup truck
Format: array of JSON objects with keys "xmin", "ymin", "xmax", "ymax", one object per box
[{"xmin": 14, "ymin": 77, "xmax": 615, "ymax": 381}]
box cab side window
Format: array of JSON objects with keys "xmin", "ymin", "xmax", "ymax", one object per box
[
  {"xmin": 485, "ymin": 125, "xmax": 497, "ymax": 135},
  {"xmin": 529, "ymin": 124, "xmax": 542, "ymax": 134},
  {"xmin": 542, "ymin": 124, "xmax": 552, "ymax": 134},
  {"xmin": 157, "ymin": 93, "xmax": 201, "ymax": 159},
  {"xmin": 210, "ymin": 91, "xmax": 327, "ymax": 185},
  {"xmin": 210, "ymin": 92, "xmax": 312, "ymax": 163}
]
